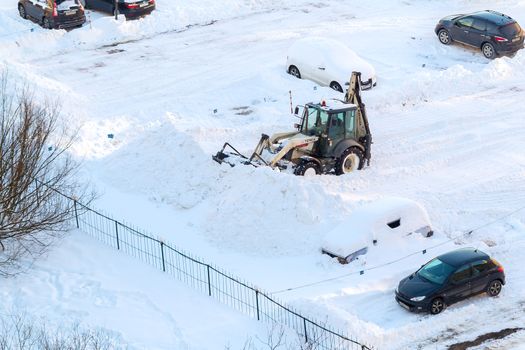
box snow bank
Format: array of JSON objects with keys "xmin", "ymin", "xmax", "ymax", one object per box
[{"xmin": 0, "ymin": 0, "xmax": 310, "ymax": 60}]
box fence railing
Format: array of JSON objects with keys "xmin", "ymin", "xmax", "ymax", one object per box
[{"xmin": 70, "ymin": 199, "xmax": 372, "ymax": 350}]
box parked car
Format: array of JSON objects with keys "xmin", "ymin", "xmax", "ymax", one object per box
[
  {"xmin": 84, "ymin": 0, "xmax": 155, "ymax": 19},
  {"xmin": 18, "ymin": 0, "xmax": 86, "ymax": 29},
  {"xmin": 395, "ymin": 248, "xmax": 505, "ymax": 315},
  {"xmin": 435, "ymin": 10, "xmax": 524, "ymax": 59},
  {"xmin": 286, "ymin": 37, "xmax": 377, "ymax": 92},
  {"xmin": 322, "ymin": 197, "xmax": 433, "ymax": 264}
]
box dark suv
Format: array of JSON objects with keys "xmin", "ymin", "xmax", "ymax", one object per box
[
  {"xmin": 435, "ymin": 10, "xmax": 524, "ymax": 59},
  {"xmin": 395, "ymin": 248, "xmax": 505, "ymax": 315},
  {"xmin": 18, "ymin": 0, "xmax": 86, "ymax": 30},
  {"xmin": 85, "ymin": 0, "xmax": 155, "ymax": 19}
]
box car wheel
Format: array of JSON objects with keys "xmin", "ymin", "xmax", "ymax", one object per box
[
  {"xmin": 43, "ymin": 17, "xmax": 52, "ymax": 29},
  {"xmin": 330, "ymin": 81, "xmax": 343, "ymax": 93},
  {"xmin": 18, "ymin": 4, "xmax": 27, "ymax": 19},
  {"xmin": 437, "ymin": 29, "xmax": 452, "ymax": 45},
  {"xmin": 294, "ymin": 161, "xmax": 320, "ymax": 176},
  {"xmin": 429, "ymin": 298, "xmax": 445, "ymax": 315},
  {"xmin": 487, "ymin": 280, "xmax": 502, "ymax": 297},
  {"xmin": 335, "ymin": 147, "xmax": 364, "ymax": 175},
  {"xmin": 482, "ymin": 42, "xmax": 496, "ymax": 59},
  {"xmin": 288, "ymin": 65, "xmax": 301, "ymax": 79}
]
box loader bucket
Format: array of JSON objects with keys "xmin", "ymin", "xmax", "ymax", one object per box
[{"xmin": 212, "ymin": 142, "xmax": 256, "ymax": 167}]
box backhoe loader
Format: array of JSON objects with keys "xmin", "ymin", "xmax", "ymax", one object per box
[{"xmin": 212, "ymin": 71, "xmax": 372, "ymax": 175}]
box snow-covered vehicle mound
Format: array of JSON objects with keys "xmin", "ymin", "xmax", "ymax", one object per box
[{"xmin": 322, "ymin": 197, "xmax": 434, "ymax": 264}]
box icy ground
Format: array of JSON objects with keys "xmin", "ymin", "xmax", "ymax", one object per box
[{"xmin": 1, "ymin": 0, "xmax": 525, "ymax": 349}]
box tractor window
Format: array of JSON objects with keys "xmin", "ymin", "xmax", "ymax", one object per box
[
  {"xmin": 328, "ymin": 112, "xmax": 345, "ymax": 140},
  {"xmin": 304, "ymin": 108, "xmax": 330, "ymax": 136},
  {"xmin": 345, "ymin": 110, "xmax": 356, "ymax": 138}
]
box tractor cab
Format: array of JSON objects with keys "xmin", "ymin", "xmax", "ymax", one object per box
[{"xmin": 297, "ymin": 101, "xmax": 359, "ymax": 157}]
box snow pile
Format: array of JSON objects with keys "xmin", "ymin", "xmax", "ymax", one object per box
[{"xmin": 0, "ymin": 0, "xmax": 313, "ymax": 61}]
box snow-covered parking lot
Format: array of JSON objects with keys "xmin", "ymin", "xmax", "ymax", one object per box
[{"xmin": 2, "ymin": 0, "xmax": 525, "ymax": 349}]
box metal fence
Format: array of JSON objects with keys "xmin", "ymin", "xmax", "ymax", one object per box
[{"xmin": 71, "ymin": 199, "xmax": 372, "ymax": 350}]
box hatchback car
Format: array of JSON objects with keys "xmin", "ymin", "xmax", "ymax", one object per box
[
  {"xmin": 286, "ymin": 37, "xmax": 377, "ymax": 92},
  {"xmin": 395, "ymin": 248, "xmax": 505, "ymax": 315},
  {"xmin": 18, "ymin": 0, "xmax": 86, "ymax": 29},
  {"xmin": 84, "ymin": 0, "xmax": 155, "ymax": 19},
  {"xmin": 435, "ymin": 10, "xmax": 524, "ymax": 59}
]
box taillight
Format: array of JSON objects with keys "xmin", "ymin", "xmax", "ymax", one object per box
[
  {"xmin": 149, "ymin": 0, "xmax": 154, "ymax": 3},
  {"xmin": 53, "ymin": 1, "xmax": 58, "ymax": 16},
  {"xmin": 126, "ymin": 3, "xmax": 139, "ymax": 8},
  {"xmin": 491, "ymin": 258, "xmax": 504, "ymax": 272},
  {"xmin": 494, "ymin": 36, "xmax": 508, "ymax": 42}
]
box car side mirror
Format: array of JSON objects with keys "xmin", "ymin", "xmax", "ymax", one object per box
[
  {"xmin": 294, "ymin": 106, "xmax": 299, "ymax": 115},
  {"xmin": 294, "ymin": 123, "xmax": 301, "ymax": 130}
]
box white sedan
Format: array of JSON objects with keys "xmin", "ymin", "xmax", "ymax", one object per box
[{"xmin": 286, "ymin": 37, "xmax": 377, "ymax": 92}]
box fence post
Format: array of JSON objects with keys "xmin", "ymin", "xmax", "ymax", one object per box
[
  {"xmin": 73, "ymin": 200, "xmax": 79, "ymax": 229},
  {"xmin": 303, "ymin": 318, "xmax": 308, "ymax": 344},
  {"xmin": 160, "ymin": 241, "xmax": 166, "ymax": 272},
  {"xmin": 114, "ymin": 221, "xmax": 120, "ymax": 250},
  {"xmin": 255, "ymin": 290, "xmax": 260, "ymax": 321},
  {"xmin": 207, "ymin": 265, "xmax": 212, "ymax": 296}
]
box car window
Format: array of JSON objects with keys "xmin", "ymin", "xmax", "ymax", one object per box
[
  {"xmin": 472, "ymin": 19, "xmax": 486, "ymax": 31},
  {"xmin": 450, "ymin": 264, "xmax": 471, "ymax": 283},
  {"xmin": 417, "ymin": 258, "xmax": 455, "ymax": 285},
  {"xmin": 499, "ymin": 22, "xmax": 522, "ymax": 37},
  {"xmin": 457, "ymin": 17, "xmax": 474, "ymax": 28},
  {"xmin": 471, "ymin": 259, "xmax": 491, "ymax": 276}
]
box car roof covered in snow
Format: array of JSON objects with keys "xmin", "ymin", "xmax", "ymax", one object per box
[{"xmin": 438, "ymin": 248, "xmax": 489, "ymax": 267}]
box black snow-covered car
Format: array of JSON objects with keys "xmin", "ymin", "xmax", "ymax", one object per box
[
  {"xmin": 84, "ymin": 0, "xmax": 155, "ymax": 19},
  {"xmin": 395, "ymin": 248, "xmax": 505, "ymax": 315},
  {"xmin": 18, "ymin": 0, "xmax": 86, "ymax": 29},
  {"xmin": 435, "ymin": 10, "xmax": 524, "ymax": 59}
]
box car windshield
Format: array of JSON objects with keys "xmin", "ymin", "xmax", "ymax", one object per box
[
  {"xmin": 499, "ymin": 22, "xmax": 522, "ymax": 37},
  {"xmin": 302, "ymin": 106, "xmax": 329, "ymax": 136},
  {"xmin": 417, "ymin": 258, "xmax": 455, "ymax": 285}
]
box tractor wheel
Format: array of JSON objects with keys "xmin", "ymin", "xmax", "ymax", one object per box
[
  {"xmin": 294, "ymin": 161, "xmax": 320, "ymax": 176},
  {"xmin": 330, "ymin": 81, "xmax": 343, "ymax": 92},
  {"xmin": 335, "ymin": 147, "xmax": 364, "ymax": 175},
  {"xmin": 288, "ymin": 65, "xmax": 301, "ymax": 79},
  {"xmin": 18, "ymin": 4, "xmax": 27, "ymax": 19},
  {"xmin": 43, "ymin": 17, "xmax": 52, "ymax": 29}
]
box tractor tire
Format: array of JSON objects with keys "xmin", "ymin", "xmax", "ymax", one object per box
[
  {"xmin": 437, "ymin": 29, "xmax": 452, "ymax": 45},
  {"xmin": 288, "ymin": 65, "xmax": 301, "ymax": 79},
  {"xmin": 294, "ymin": 161, "xmax": 320, "ymax": 176},
  {"xmin": 43, "ymin": 17, "xmax": 52, "ymax": 29},
  {"xmin": 18, "ymin": 4, "xmax": 27, "ymax": 19},
  {"xmin": 330, "ymin": 81, "xmax": 343, "ymax": 92},
  {"xmin": 335, "ymin": 147, "xmax": 364, "ymax": 175}
]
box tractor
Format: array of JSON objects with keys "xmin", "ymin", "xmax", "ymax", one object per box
[{"xmin": 212, "ymin": 71, "xmax": 372, "ymax": 175}]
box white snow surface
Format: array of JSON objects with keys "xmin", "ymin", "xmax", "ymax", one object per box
[{"xmin": 2, "ymin": 0, "xmax": 525, "ymax": 349}]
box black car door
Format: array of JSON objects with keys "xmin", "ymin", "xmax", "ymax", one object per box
[
  {"xmin": 469, "ymin": 259, "xmax": 492, "ymax": 294},
  {"xmin": 451, "ymin": 16, "xmax": 474, "ymax": 44},
  {"xmin": 469, "ymin": 19, "xmax": 488, "ymax": 48},
  {"xmin": 445, "ymin": 264, "xmax": 472, "ymax": 303}
]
